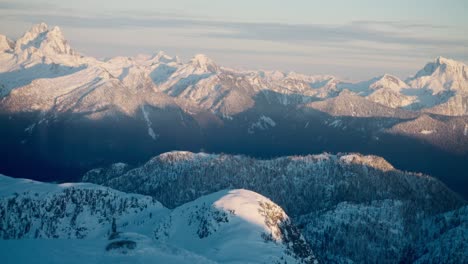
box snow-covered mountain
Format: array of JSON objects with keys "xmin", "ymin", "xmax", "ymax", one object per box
[
  {"xmin": 1, "ymin": 150, "xmax": 466, "ymax": 263},
  {"xmin": 405, "ymin": 56, "xmax": 468, "ymax": 115},
  {"xmin": 1, "ymin": 22, "xmax": 466, "ymax": 264},
  {"xmin": 0, "ymin": 23, "xmax": 467, "ymax": 199},
  {"xmin": 305, "ymin": 89, "xmax": 417, "ymax": 118},
  {"xmin": 1, "ymin": 23, "xmax": 467, "ymax": 121},
  {"xmin": 0, "ymin": 174, "xmax": 316, "ymax": 264},
  {"xmin": 1, "ymin": 23, "xmax": 467, "ymax": 115},
  {"xmin": 82, "ymin": 151, "xmax": 467, "ymax": 263},
  {"xmin": 155, "ymin": 189, "xmax": 317, "ymax": 264},
  {"xmin": 407, "ymin": 56, "xmax": 468, "ymax": 93},
  {"xmin": 362, "ymin": 74, "xmax": 418, "ymax": 108}
]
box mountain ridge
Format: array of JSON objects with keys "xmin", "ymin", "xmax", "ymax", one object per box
[
  {"xmin": 1, "ymin": 22, "xmax": 467, "ymax": 200},
  {"xmin": 81, "ymin": 150, "xmax": 467, "ymax": 263},
  {"xmin": 1, "ymin": 23, "xmax": 467, "ymax": 117}
]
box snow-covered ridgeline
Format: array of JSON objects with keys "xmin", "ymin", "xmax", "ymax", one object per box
[{"xmin": 1, "ymin": 23, "xmax": 468, "ymax": 118}]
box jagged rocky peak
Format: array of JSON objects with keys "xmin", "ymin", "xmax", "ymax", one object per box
[
  {"xmin": 435, "ymin": 56, "xmax": 462, "ymax": 67},
  {"xmin": 28, "ymin": 22, "xmax": 49, "ymax": 35},
  {"xmin": 14, "ymin": 22, "xmax": 75, "ymax": 56},
  {"xmin": 430, "ymin": 56, "xmax": 467, "ymax": 77},
  {"xmin": 150, "ymin": 51, "xmax": 177, "ymax": 64},
  {"xmin": 413, "ymin": 57, "xmax": 447, "ymax": 78},
  {"xmin": 189, "ymin": 53, "xmax": 219, "ymax": 72},
  {"xmin": 15, "ymin": 23, "xmax": 49, "ymax": 49},
  {"xmin": 0, "ymin": 35, "xmax": 14, "ymax": 52},
  {"xmin": 414, "ymin": 56, "xmax": 466, "ymax": 77},
  {"xmin": 408, "ymin": 56, "xmax": 468, "ymax": 92}
]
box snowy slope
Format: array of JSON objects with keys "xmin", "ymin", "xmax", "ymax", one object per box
[
  {"xmin": 0, "ymin": 175, "xmax": 317, "ymax": 264},
  {"xmin": 0, "ymin": 174, "xmax": 169, "ymax": 239},
  {"xmin": 155, "ymin": 189, "xmax": 317, "ymax": 264},
  {"xmin": 305, "ymin": 89, "xmax": 417, "ymax": 118},
  {"xmin": 0, "ymin": 238, "xmax": 216, "ymax": 264},
  {"xmin": 0, "ymin": 175, "xmax": 213, "ymax": 263},
  {"xmin": 82, "ymin": 151, "xmax": 467, "ymax": 263}
]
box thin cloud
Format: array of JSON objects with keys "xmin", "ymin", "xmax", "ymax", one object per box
[
  {"xmin": 0, "ymin": 1, "xmax": 56, "ymax": 11},
  {"xmin": 5, "ymin": 11, "xmax": 467, "ymax": 49},
  {"xmin": 1, "ymin": 7, "xmax": 467, "ymax": 80},
  {"xmin": 350, "ymin": 20, "xmax": 451, "ymax": 30}
]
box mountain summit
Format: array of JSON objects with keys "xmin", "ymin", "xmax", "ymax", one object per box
[
  {"xmin": 408, "ymin": 56, "xmax": 468, "ymax": 93},
  {"xmin": 14, "ymin": 22, "xmax": 75, "ymax": 56},
  {"xmin": 189, "ymin": 54, "xmax": 219, "ymax": 72}
]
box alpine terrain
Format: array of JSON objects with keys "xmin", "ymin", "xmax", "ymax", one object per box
[
  {"xmin": 0, "ymin": 23, "xmax": 467, "ymax": 197},
  {"xmin": 0, "ymin": 174, "xmax": 317, "ymax": 264},
  {"xmin": 0, "ymin": 22, "xmax": 467, "ymax": 264}
]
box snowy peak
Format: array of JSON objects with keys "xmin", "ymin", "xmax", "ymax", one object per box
[
  {"xmin": 370, "ymin": 74, "xmax": 408, "ymax": 91},
  {"xmin": 261, "ymin": 70, "xmax": 286, "ymax": 81},
  {"xmin": 0, "ymin": 35, "xmax": 14, "ymax": 52},
  {"xmin": 408, "ymin": 57, "xmax": 468, "ymax": 93},
  {"xmin": 14, "ymin": 23, "xmax": 46, "ymax": 52},
  {"xmin": 435, "ymin": 56, "xmax": 462, "ymax": 68},
  {"xmin": 1, "ymin": 23, "xmax": 467, "ymax": 118},
  {"xmin": 363, "ymin": 74, "xmax": 414, "ymax": 108},
  {"xmin": 27, "ymin": 22, "xmax": 49, "ymax": 36},
  {"xmin": 14, "ymin": 22, "xmax": 75, "ymax": 56},
  {"xmin": 149, "ymin": 51, "xmax": 177, "ymax": 65},
  {"xmin": 155, "ymin": 189, "xmax": 318, "ymax": 264},
  {"xmin": 189, "ymin": 54, "xmax": 219, "ymax": 72},
  {"xmin": 423, "ymin": 56, "xmax": 466, "ymax": 77}
]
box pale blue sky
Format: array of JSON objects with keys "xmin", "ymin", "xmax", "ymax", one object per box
[{"xmin": 0, "ymin": 0, "xmax": 467, "ymax": 80}]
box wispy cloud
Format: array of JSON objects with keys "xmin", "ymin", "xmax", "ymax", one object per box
[
  {"xmin": 4, "ymin": 10, "xmax": 466, "ymax": 49},
  {"xmin": 0, "ymin": 2, "xmax": 467, "ymax": 80}
]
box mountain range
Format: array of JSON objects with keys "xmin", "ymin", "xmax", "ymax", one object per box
[
  {"xmin": 1, "ymin": 24, "xmax": 467, "ymax": 262},
  {"xmin": 0, "ymin": 23, "xmax": 467, "ymax": 199}
]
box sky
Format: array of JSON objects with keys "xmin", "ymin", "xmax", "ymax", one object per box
[{"xmin": 0, "ymin": 0, "xmax": 467, "ymax": 80}]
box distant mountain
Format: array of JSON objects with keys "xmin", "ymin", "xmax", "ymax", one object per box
[
  {"xmin": 1, "ymin": 23, "xmax": 467, "ymax": 116},
  {"xmin": 407, "ymin": 56, "xmax": 468, "ymax": 93},
  {"xmin": 0, "ymin": 174, "xmax": 316, "ymax": 264},
  {"xmin": 305, "ymin": 89, "xmax": 417, "ymax": 118},
  {"xmin": 82, "ymin": 151, "xmax": 467, "ymax": 263},
  {"xmin": 1, "ymin": 23, "xmax": 466, "ymax": 121},
  {"xmin": 0, "ymin": 23, "xmax": 467, "ymax": 198},
  {"xmin": 406, "ymin": 56, "xmax": 468, "ymax": 116}
]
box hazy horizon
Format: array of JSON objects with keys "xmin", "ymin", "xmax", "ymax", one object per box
[{"xmin": 1, "ymin": 0, "xmax": 467, "ymax": 81}]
